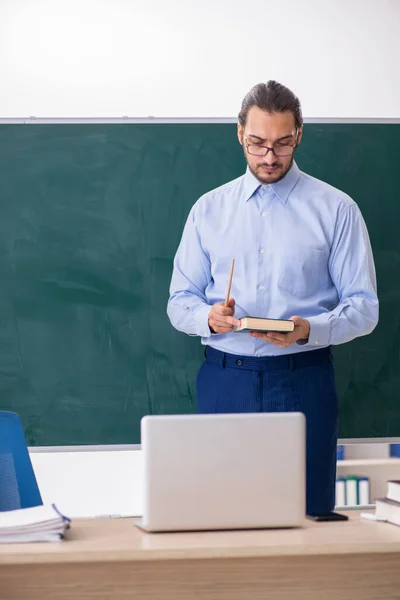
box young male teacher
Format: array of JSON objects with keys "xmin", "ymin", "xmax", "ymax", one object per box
[{"xmin": 167, "ymin": 81, "xmax": 378, "ymax": 517}]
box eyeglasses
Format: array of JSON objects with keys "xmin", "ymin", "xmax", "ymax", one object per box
[{"xmin": 244, "ymin": 132, "xmax": 298, "ymax": 157}]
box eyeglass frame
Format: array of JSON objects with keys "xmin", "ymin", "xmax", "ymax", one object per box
[{"xmin": 244, "ymin": 129, "xmax": 300, "ymax": 157}]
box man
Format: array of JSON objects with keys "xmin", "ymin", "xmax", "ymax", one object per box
[{"xmin": 167, "ymin": 80, "xmax": 378, "ymax": 516}]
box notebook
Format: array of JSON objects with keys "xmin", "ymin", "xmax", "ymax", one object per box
[{"xmin": 0, "ymin": 504, "xmax": 70, "ymax": 543}]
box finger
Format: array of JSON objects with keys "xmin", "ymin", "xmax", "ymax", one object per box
[
  {"xmin": 227, "ymin": 316, "xmax": 241, "ymax": 327},
  {"xmin": 266, "ymin": 333, "xmax": 291, "ymax": 343},
  {"xmin": 265, "ymin": 337, "xmax": 290, "ymax": 348},
  {"xmin": 288, "ymin": 316, "xmax": 301, "ymax": 326},
  {"xmin": 249, "ymin": 332, "xmax": 270, "ymax": 341},
  {"xmin": 212, "ymin": 304, "xmax": 235, "ymax": 317},
  {"xmin": 267, "ymin": 332, "xmax": 296, "ymax": 346},
  {"xmin": 214, "ymin": 298, "xmax": 236, "ymax": 313},
  {"xmin": 251, "ymin": 331, "xmax": 292, "ymax": 348},
  {"xmin": 211, "ymin": 315, "xmax": 240, "ymax": 327}
]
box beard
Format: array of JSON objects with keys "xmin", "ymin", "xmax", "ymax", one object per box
[{"xmin": 246, "ymin": 152, "xmax": 295, "ymax": 185}]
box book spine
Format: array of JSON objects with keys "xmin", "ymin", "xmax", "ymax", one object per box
[
  {"xmin": 390, "ymin": 443, "xmax": 400, "ymax": 457},
  {"xmin": 336, "ymin": 445, "xmax": 345, "ymax": 460},
  {"xmin": 345, "ymin": 477, "xmax": 358, "ymax": 506},
  {"xmin": 335, "ymin": 477, "xmax": 346, "ymax": 507},
  {"xmin": 358, "ymin": 478, "xmax": 370, "ymax": 506}
]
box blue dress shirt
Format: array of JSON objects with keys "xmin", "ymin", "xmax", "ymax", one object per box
[{"xmin": 167, "ymin": 162, "xmax": 378, "ymax": 356}]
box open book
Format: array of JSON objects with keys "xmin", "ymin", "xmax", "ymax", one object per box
[
  {"xmin": 0, "ymin": 504, "xmax": 70, "ymax": 544},
  {"xmin": 236, "ymin": 317, "xmax": 295, "ymax": 333}
]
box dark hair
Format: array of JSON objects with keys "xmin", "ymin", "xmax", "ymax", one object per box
[{"xmin": 238, "ymin": 80, "xmax": 303, "ymax": 130}]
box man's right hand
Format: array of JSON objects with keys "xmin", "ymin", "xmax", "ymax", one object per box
[{"xmin": 208, "ymin": 298, "xmax": 241, "ymax": 334}]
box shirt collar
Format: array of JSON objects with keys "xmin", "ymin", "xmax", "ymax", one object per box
[{"xmin": 243, "ymin": 161, "xmax": 301, "ymax": 204}]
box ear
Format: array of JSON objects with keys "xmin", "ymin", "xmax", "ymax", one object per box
[
  {"xmin": 295, "ymin": 125, "xmax": 303, "ymax": 147},
  {"xmin": 237, "ymin": 123, "xmax": 244, "ymax": 146}
]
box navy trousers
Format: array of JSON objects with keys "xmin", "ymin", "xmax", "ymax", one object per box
[{"xmin": 196, "ymin": 346, "xmax": 338, "ymax": 516}]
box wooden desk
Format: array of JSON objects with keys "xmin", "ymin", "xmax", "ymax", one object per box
[{"xmin": 1, "ymin": 511, "xmax": 400, "ymax": 599}]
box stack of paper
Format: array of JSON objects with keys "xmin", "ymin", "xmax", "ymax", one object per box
[{"xmin": 0, "ymin": 504, "xmax": 70, "ymax": 543}]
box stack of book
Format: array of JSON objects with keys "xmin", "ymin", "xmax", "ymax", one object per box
[
  {"xmin": 335, "ymin": 475, "xmax": 370, "ymax": 508},
  {"xmin": 375, "ymin": 480, "xmax": 400, "ymax": 525},
  {"xmin": 0, "ymin": 504, "xmax": 70, "ymax": 543}
]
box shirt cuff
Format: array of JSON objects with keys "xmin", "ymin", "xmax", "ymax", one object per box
[
  {"xmin": 296, "ymin": 313, "xmax": 331, "ymax": 348},
  {"xmin": 193, "ymin": 303, "xmax": 213, "ymax": 338}
]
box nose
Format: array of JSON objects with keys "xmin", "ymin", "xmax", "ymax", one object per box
[{"xmin": 262, "ymin": 148, "xmax": 276, "ymax": 165}]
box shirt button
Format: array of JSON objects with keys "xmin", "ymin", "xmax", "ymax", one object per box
[
  {"xmin": 260, "ymin": 248, "xmax": 266, "ymax": 254},
  {"xmin": 259, "ymin": 285, "xmax": 265, "ymax": 290},
  {"xmin": 314, "ymin": 341, "xmax": 319, "ymax": 345},
  {"xmin": 262, "ymin": 211, "xmax": 267, "ymax": 217},
  {"xmin": 236, "ymin": 359, "xmax": 243, "ymax": 366}
]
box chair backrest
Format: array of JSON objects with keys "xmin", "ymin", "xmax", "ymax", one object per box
[{"xmin": 0, "ymin": 411, "xmax": 42, "ymax": 511}]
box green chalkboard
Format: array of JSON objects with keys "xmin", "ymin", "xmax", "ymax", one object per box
[{"xmin": 0, "ymin": 123, "xmax": 398, "ymax": 444}]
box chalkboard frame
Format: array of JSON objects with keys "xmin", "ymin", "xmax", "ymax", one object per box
[{"xmin": 1, "ymin": 116, "xmax": 399, "ymax": 445}]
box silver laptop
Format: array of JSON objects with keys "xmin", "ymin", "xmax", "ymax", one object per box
[{"xmin": 136, "ymin": 412, "xmax": 306, "ymax": 532}]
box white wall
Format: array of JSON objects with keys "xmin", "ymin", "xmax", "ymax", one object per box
[
  {"xmin": 30, "ymin": 449, "xmax": 143, "ymax": 518},
  {"xmin": 1, "ymin": 0, "xmax": 399, "ymax": 118}
]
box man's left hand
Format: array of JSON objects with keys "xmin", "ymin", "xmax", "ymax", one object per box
[{"xmin": 250, "ymin": 316, "xmax": 310, "ymax": 348}]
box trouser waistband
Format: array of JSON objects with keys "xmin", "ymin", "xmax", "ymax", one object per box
[{"xmin": 204, "ymin": 345, "xmax": 332, "ymax": 371}]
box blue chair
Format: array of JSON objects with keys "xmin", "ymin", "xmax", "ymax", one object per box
[{"xmin": 0, "ymin": 411, "xmax": 42, "ymax": 511}]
